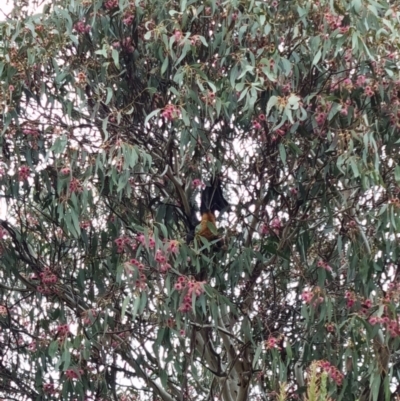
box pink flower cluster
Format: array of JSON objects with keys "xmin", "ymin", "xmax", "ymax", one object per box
[
  {"xmin": 167, "ymin": 240, "xmax": 179, "ymax": 254},
  {"xmin": 259, "ymin": 217, "xmax": 282, "ymax": 236},
  {"xmin": 104, "ymin": 0, "xmax": 118, "ymax": 9},
  {"xmin": 201, "ymin": 91, "xmax": 216, "ymax": 104},
  {"xmin": 369, "ymin": 315, "xmax": 400, "ymax": 337},
  {"xmin": 129, "ymin": 258, "xmax": 144, "ymax": 270},
  {"xmin": 252, "ymin": 114, "xmax": 265, "ymax": 130},
  {"xmin": 115, "ymin": 236, "xmax": 132, "ymax": 253},
  {"xmin": 317, "ymin": 360, "xmax": 344, "ymax": 386},
  {"xmin": 80, "ymin": 220, "xmax": 91, "ymax": 230},
  {"xmin": 28, "ymin": 341, "xmax": 37, "ymax": 352},
  {"xmin": 344, "ymin": 290, "xmax": 356, "ymax": 308},
  {"xmin": 73, "ymin": 21, "xmax": 91, "ymax": 34},
  {"xmin": 69, "ymin": 177, "xmax": 83, "ymax": 193},
  {"xmin": 39, "ymin": 268, "xmax": 58, "ymax": 286},
  {"xmin": 23, "ymin": 127, "xmax": 39, "ymax": 137},
  {"xmin": 265, "ymin": 336, "xmax": 281, "ymax": 350},
  {"xmin": 323, "ymin": 12, "xmax": 344, "ymax": 31},
  {"xmin": 385, "ymin": 282, "xmax": 400, "ymax": 302},
  {"xmin": 161, "ymin": 104, "xmax": 180, "ymax": 121},
  {"xmin": 0, "ymin": 305, "xmax": 7, "ymax": 316},
  {"xmin": 136, "ymin": 233, "xmax": 156, "ymax": 249},
  {"xmin": 301, "ymin": 289, "xmax": 324, "ymax": 307},
  {"xmin": 60, "ymin": 167, "xmax": 70, "ymax": 175},
  {"xmin": 56, "ymin": 324, "xmax": 70, "ymax": 338},
  {"xmin": 357, "ymin": 75, "xmax": 366, "ymax": 86},
  {"xmin": 270, "ymin": 217, "xmax": 282, "ymax": 231},
  {"xmin": 192, "ymin": 178, "xmax": 205, "ymax": 189},
  {"xmin": 155, "ymin": 249, "xmax": 171, "ymax": 272},
  {"xmin": 43, "ymin": 383, "xmax": 56, "ymax": 394},
  {"xmin": 174, "ymin": 30, "xmax": 182, "ymax": 42},
  {"xmin": 174, "ymin": 277, "xmax": 205, "ymax": 313},
  {"xmin": 325, "ymin": 322, "xmax": 335, "ymax": 332},
  {"xmin": 33, "ymin": 267, "xmax": 58, "ymax": 295},
  {"xmin": 0, "ymin": 227, "xmax": 7, "ymax": 240},
  {"xmin": 364, "ymin": 86, "xmax": 375, "ymax": 97},
  {"xmin": 128, "ymin": 258, "xmax": 147, "ymax": 290},
  {"xmin": 315, "ymin": 111, "xmax": 327, "ymax": 126},
  {"xmin": 65, "ymin": 368, "xmax": 83, "ymax": 380},
  {"xmin": 82, "ymin": 308, "xmax": 98, "ymax": 325},
  {"xmin": 18, "ymin": 165, "xmax": 30, "ymax": 181},
  {"xmin": 317, "ymin": 260, "xmax": 332, "ymax": 272},
  {"xmin": 123, "ymin": 13, "xmax": 134, "ymax": 25}
]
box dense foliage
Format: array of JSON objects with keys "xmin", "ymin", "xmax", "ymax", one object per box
[{"xmin": 1, "ymin": 0, "xmax": 400, "ymax": 400}]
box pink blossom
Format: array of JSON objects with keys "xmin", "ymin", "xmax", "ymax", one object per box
[
  {"xmin": 28, "ymin": 342, "xmax": 37, "ymax": 352},
  {"xmin": 69, "ymin": 177, "xmax": 82, "ymax": 193},
  {"xmin": 253, "ymin": 121, "xmax": 262, "ymax": 130},
  {"xmin": 123, "ymin": 14, "xmax": 134, "ymax": 25},
  {"xmin": 192, "ymin": 179, "xmax": 205, "ymax": 189},
  {"xmin": 60, "ymin": 167, "xmax": 71, "ymax": 175},
  {"xmin": 356, "ymin": 75, "xmax": 366, "ymax": 86},
  {"xmin": 136, "ymin": 234, "xmax": 146, "ymax": 245},
  {"xmin": 301, "ymin": 290, "xmax": 313, "ymax": 304},
  {"xmin": 364, "ymin": 86, "xmax": 374, "ymax": 97},
  {"xmin": 363, "ymin": 299, "xmax": 372, "ymax": 309},
  {"xmin": 18, "ymin": 165, "xmax": 30, "ymax": 181},
  {"xmin": 155, "ymin": 249, "xmax": 164, "ymax": 262},
  {"xmin": 161, "ymin": 104, "xmax": 180, "ymax": 121},
  {"xmin": 315, "ymin": 112, "xmax": 327, "ymax": 126},
  {"xmin": 167, "ymin": 240, "xmax": 179, "ymax": 254},
  {"xmin": 174, "ymin": 30, "xmax": 182, "ymax": 42},
  {"xmin": 259, "ymin": 223, "xmax": 269, "ymax": 235},
  {"xmin": 23, "ymin": 128, "xmax": 39, "ymax": 137},
  {"xmin": 65, "ymin": 369, "xmax": 79, "ymax": 380},
  {"xmin": 179, "ymin": 302, "xmax": 192, "ymax": 313},
  {"xmin": 57, "ymin": 324, "xmax": 70, "ymax": 337},
  {"xmin": 104, "ymin": 0, "xmax": 118, "ymax": 9},
  {"xmin": 265, "ymin": 336, "xmax": 281, "ymax": 350},
  {"xmin": 0, "ymin": 228, "xmax": 7, "ymax": 240},
  {"xmin": 317, "ymin": 260, "xmax": 332, "ymax": 272},
  {"xmin": 160, "ymin": 263, "xmax": 171, "ymax": 273},
  {"xmin": 74, "ymin": 21, "xmax": 89, "ymax": 34}
]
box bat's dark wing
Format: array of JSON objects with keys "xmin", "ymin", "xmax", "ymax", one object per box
[{"xmin": 200, "ymin": 178, "xmax": 229, "ymax": 214}]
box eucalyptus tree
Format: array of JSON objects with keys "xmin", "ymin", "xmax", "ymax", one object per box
[{"xmin": 1, "ymin": 0, "xmax": 400, "ymax": 400}]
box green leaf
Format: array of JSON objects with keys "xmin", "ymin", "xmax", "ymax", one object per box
[
  {"xmin": 278, "ymin": 143, "xmax": 286, "ymax": 165},
  {"xmin": 252, "ymin": 344, "xmax": 263, "ymax": 369},
  {"xmin": 312, "ymin": 49, "xmax": 322, "ymax": 66},
  {"xmin": 161, "ymin": 57, "xmax": 169, "ymax": 75},
  {"xmin": 145, "ymin": 109, "xmax": 160, "ymax": 126},
  {"xmin": 121, "ymin": 295, "xmax": 130, "ymax": 319},
  {"xmin": 266, "ymin": 95, "xmax": 278, "ymax": 115},
  {"xmin": 111, "ymin": 48, "xmax": 120, "ymax": 69}
]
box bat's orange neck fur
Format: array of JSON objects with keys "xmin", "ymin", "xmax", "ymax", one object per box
[{"xmin": 198, "ymin": 212, "xmax": 217, "ymax": 240}]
